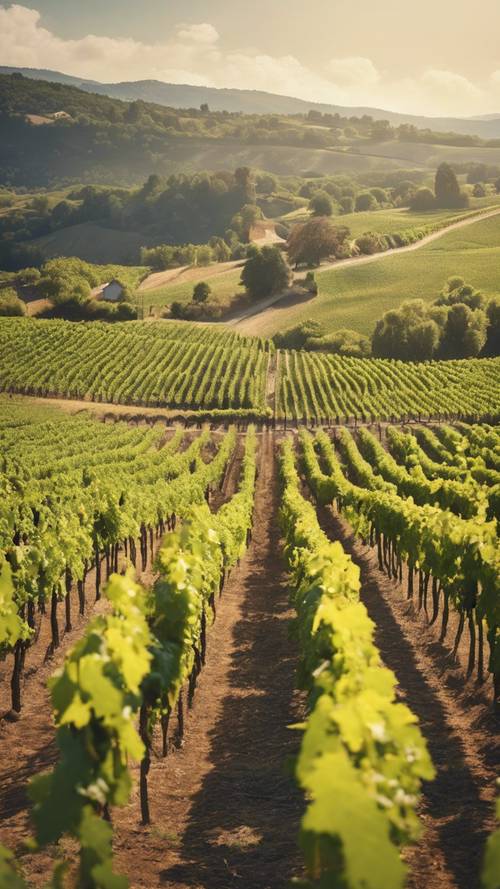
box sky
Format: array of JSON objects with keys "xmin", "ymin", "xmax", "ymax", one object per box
[{"xmin": 1, "ymin": 1, "xmax": 500, "ymax": 117}]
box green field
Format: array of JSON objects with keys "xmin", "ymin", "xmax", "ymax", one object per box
[
  {"xmin": 281, "ymin": 197, "xmax": 500, "ymax": 234},
  {"xmin": 356, "ymin": 139, "xmax": 500, "ymax": 167},
  {"xmin": 29, "ymin": 221, "xmax": 149, "ymax": 265},
  {"xmin": 237, "ymin": 213, "xmax": 500, "ymax": 338},
  {"xmin": 138, "ymin": 267, "xmax": 244, "ymax": 312}
]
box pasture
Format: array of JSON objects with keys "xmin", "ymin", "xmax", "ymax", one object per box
[{"xmin": 235, "ymin": 212, "xmax": 500, "ymax": 337}]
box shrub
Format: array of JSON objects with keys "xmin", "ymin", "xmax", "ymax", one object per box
[
  {"xmin": 274, "ymin": 319, "xmax": 325, "ymax": 350},
  {"xmin": 309, "ymin": 190, "xmax": 334, "ymax": 217},
  {"xmin": 309, "ymin": 328, "xmax": 372, "ymax": 357},
  {"xmin": 410, "ymin": 187, "xmax": 436, "ymax": 211},
  {"xmin": 355, "ymin": 192, "xmax": 377, "ymax": 212},
  {"xmin": 355, "ymin": 232, "xmax": 386, "ymax": 255},
  {"xmin": 0, "ymin": 288, "xmax": 26, "ymax": 317},
  {"xmin": 193, "ymin": 281, "xmax": 211, "ymax": 303}
]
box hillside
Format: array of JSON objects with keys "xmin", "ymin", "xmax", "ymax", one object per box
[
  {"xmin": 235, "ymin": 212, "xmax": 500, "ymax": 338},
  {"xmin": 2, "ymin": 73, "xmax": 500, "ymax": 187},
  {"xmin": 3, "ymin": 65, "xmax": 500, "ymax": 140}
]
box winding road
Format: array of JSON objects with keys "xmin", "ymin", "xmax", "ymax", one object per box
[{"xmin": 226, "ymin": 204, "xmax": 500, "ymax": 328}]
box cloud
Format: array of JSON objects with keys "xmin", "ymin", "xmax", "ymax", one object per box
[
  {"xmin": 0, "ymin": 4, "xmax": 219, "ymax": 84},
  {"xmin": 326, "ymin": 57, "xmax": 380, "ymax": 90},
  {"xmin": 176, "ymin": 23, "xmax": 219, "ymax": 45},
  {"xmin": 0, "ymin": 4, "xmax": 498, "ymax": 115}
]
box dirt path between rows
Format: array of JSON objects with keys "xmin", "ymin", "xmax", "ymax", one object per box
[
  {"xmin": 315, "ymin": 501, "xmax": 499, "ymax": 889},
  {"xmin": 110, "ymin": 430, "xmax": 305, "ymax": 889}
]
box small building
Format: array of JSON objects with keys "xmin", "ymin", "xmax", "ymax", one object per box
[{"xmin": 101, "ymin": 280, "xmax": 124, "ymax": 303}]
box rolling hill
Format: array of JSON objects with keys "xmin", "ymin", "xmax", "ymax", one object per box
[
  {"xmin": 232, "ymin": 212, "xmax": 500, "ymax": 338},
  {"xmin": 2, "ymin": 65, "xmax": 500, "ymax": 140}
]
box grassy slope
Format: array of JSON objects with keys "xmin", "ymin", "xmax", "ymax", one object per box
[
  {"xmin": 29, "ymin": 222, "xmax": 149, "ymax": 265},
  {"xmin": 137, "ymin": 268, "xmax": 244, "ymax": 310},
  {"xmin": 235, "ymin": 213, "xmax": 500, "ymax": 338},
  {"xmin": 281, "ymin": 197, "xmax": 500, "ymax": 233},
  {"xmin": 356, "ymin": 140, "xmax": 500, "ymax": 166}
]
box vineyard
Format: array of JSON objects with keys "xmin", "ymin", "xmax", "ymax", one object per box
[
  {"xmin": 1, "ymin": 318, "xmax": 500, "ymax": 424},
  {"xmin": 0, "ymin": 398, "xmax": 498, "ymax": 889}
]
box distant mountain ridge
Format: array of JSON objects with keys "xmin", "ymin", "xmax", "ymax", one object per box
[{"xmin": 2, "ymin": 64, "xmax": 500, "ymax": 139}]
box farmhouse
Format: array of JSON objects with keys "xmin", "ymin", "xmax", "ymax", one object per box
[
  {"xmin": 101, "ymin": 279, "xmax": 124, "ymax": 302},
  {"xmin": 24, "ymin": 111, "xmax": 72, "ymax": 126}
]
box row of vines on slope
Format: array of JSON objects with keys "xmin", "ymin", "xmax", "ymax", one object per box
[
  {"xmin": 301, "ymin": 427, "xmax": 500, "ymax": 698},
  {"xmin": 0, "ymin": 319, "xmax": 270, "ymax": 412},
  {"xmin": 277, "ymin": 350, "xmax": 500, "ymax": 424},
  {"xmin": 0, "ymin": 415, "xmax": 258, "ymax": 888},
  {"xmin": 278, "ymin": 437, "xmax": 434, "ymax": 889},
  {"xmin": 298, "ymin": 425, "xmax": 500, "ymax": 888},
  {"xmin": 0, "ymin": 404, "xmax": 235, "ymax": 713},
  {"xmin": 1, "ymin": 320, "xmax": 500, "ymax": 423}
]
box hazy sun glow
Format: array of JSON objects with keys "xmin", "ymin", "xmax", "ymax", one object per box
[{"xmin": 0, "ymin": 1, "xmax": 499, "ymax": 115}]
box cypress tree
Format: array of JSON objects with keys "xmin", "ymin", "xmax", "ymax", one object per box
[{"xmin": 435, "ymin": 162, "xmax": 463, "ymax": 208}]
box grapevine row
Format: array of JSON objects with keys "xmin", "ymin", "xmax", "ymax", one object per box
[{"xmin": 279, "ymin": 437, "xmax": 434, "ymax": 889}]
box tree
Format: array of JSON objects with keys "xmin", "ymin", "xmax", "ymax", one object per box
[
  {"xmin": 234, "ymin": 167, "xmax": 256, "ymax": 204},
  {"xmin": 495, "ymin": 178, "xmax": 500, "ymax": 194},
  {"xmin": 287, "ymin": 218, "xmax": 351, "ymax": 267},
  {"xmin": 438, "ymin": 303, "xmax": 488, "ymax": 358},
  {"xmin": 196, "ymin": 245, "xmax": 213, "ymax": 266},
  {"xmin": 484, "ymin": 297, "xmax": 500, "ymax": 356},
  {"xmin": 436, "ymin": 277, "xmax": 485, "ymax": 310},
  {"xmin": 473, "ymin": 182, "xmax": 486, "ymax": 198},
  {"xmin": 370, "ymin": 187, "xmax": 388, "ymax": 205},
  {"xmin": 309, "ymin": 190, "xmax": 333, "ymax": 217},
  {"xmin": 193, "ymin": 281, "xmax": 211, "ymax": 303},
  {"xmin": 372, "ymin": 300, "xmax": 441, "ymax": 361},
  {"xmin": 339, "ymin": 196, "xmax": 355, "ymax": 214},
  {"xmin": 200, "ymin": 103, "xmax": 209, "ymax": 112},
  {"xmin": 240, "ymin": 246, "xmax": 290, "ymax": 299},
  {"xmin": 355, "ymin": 192, "xmax": 377, "ymax": 212},
  {"xmin": 435, "ymin": 162, "xmax": 467, "ymax": 208},
  {"xmin": 410, "ymin": 187, "xmax": 436, "ymax": 211},
  {"xmin": 256, "ymin": 173, "xmax": 277, "ymax": 194},
  {"xmin": 231, "ymin": 204, "xmax": 262, "ymax": 241},
  {"xmin": 0, "ymin": 288, "xmax": 26, "ymax": 317}
]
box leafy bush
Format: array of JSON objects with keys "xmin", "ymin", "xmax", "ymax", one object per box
[
  {"xmin": 410, "ymin": 187, "xmax": 436, "ymax": 211},
  {"xmin": 309, "ymin": 328, "xmax": 372, "ymax": 357},
  {"xmin": 355, "ymin": 232, "xmax": 387, "ymax": 255},
  {"xmin": 0, "ymin": 288, "xmax": 26, "ymax": 317},
  {"xmin": 309, "ymin": 190, "xmax": 334, "ymax": 217}
]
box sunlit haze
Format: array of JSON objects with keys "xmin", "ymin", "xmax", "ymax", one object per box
[{"xmin": 1, "ymin": 0, "xmax": 499, "ymax": 116}]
